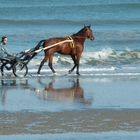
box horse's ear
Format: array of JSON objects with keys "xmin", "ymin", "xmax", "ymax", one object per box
[{"xmin": 88, "ymin": 25, "xmax": 91, "ymax": 28}]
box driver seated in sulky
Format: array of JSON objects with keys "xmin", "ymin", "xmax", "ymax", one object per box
[
  {"xmin": 0, "ymin": 36, "xmax": 15, "ymax": 60},
  {"xmin": 0, "ymin": 36, "xmax": 9, "ymax": 58}
]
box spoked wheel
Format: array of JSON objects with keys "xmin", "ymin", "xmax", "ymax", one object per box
[
  {"xmin": 1, "ymin": 63, "xmax": 13, "ymax": 77},
  {"xmin": 13, "ymin": 61, "xmax": 28, "ymax": 77}
]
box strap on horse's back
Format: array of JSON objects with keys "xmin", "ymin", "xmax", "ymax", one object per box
[{"xmin": 67, "ymin": 36, "xmax": 75, "ymax": 48}]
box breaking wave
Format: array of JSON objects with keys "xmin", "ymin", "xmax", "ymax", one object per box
[
  {"xmin": 26, "ymin": 48, "xmax": 140, "ymax": 70},
  {"xmin": 46, "ymin": 48, "xmax": 140, "ymax": 66}
]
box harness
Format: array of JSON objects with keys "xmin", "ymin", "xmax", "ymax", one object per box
[{"xmin": 67, "ymin": 36, "xmax": 75, "ymax": 48}]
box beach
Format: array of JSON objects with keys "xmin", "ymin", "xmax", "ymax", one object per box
[{"xmin": 0, "ymin": 74, "xmax": 140, "ymax": 139}]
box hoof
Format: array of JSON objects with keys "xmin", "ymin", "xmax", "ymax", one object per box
[
  {"xmin": 76, "ymin": 72, "xmax": 80, "ymax": 76},
  {"xmin": 37, "ymin": 72, "xmax": 40, "ymax": 74},
  {"xmin": 53, "ymin": 72, "xmax": 60, "ymax": 76},
  {"xmin": 68, "ymin": 70, "xmax": 72, "ymax": 74}
]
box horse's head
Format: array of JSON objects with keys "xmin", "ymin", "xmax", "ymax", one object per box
[{"xmin": 84, "ymin": 25, "xmax": 95, "ymax": 40}]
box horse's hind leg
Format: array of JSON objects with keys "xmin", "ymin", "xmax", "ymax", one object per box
[
  {"xmin": 37, "ymin": 60, "xmax": 45, "ymax": 74},
  {"xmin": 48, "ymin": 55, "xmax": 56, "ymax": 73},
  {"xmin": 37, "ymin": 56, "xmax": 48, "ymax": 74}
]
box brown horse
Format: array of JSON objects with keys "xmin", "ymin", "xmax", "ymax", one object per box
[{"xmin": 36, "ymin": 25, "xmax": 95, "ymax": 75}]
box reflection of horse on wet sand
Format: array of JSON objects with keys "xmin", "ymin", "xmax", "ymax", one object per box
[{"xmin": 36, "ymin": 78, "xmax": 92, "ymax": 104}]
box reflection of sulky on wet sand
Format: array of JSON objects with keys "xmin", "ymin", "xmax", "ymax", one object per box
[{"xmin": 0, "ymin": 79, "xmax": 29, "ymax": 105}]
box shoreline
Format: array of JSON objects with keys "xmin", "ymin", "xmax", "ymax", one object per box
[{"xmin": 1, "ymin": 131, "xmax": 140, "ymax": 140}]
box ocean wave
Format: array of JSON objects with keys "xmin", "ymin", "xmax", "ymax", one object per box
[
  {"xmin": 28, "ymin": 48, "xmax": 140, "ymax": 67},
  {"xmin": 0, "ymin": 1, "xmax": 140, "ymax": 24},
  {"xmin": 0, "ymin": 19, "xmax": 80, "ymax": 26},
  {"xmin": 83, "ymin": 49, "xmax": 140, "ymax": 65},
  {"xmin": 0, "ymin": 19, "xmax": 81, "ymax": 26},
  {"xmin": 56, "ymin": 49, "xmax": 140, "ymax": 66},
  {"xmin": 0, "ymin": 2, "xmax": 140, "ymax": 8},
  {"xmin": 0, "ymin": 19, "xmax": 140, "ymax": 27}
]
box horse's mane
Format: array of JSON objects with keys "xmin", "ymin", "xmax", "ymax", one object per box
[{"xmin": 72, "ymin": 27, "xmax": 86, "ymax": 37}]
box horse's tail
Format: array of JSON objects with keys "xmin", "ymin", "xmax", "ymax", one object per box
[{"xmin": 34, "ymin": 39, "xmax": 46, "ymax": 50}]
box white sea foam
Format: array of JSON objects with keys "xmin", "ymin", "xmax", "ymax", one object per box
[
  {"xmin": 28, "ymin": 48, "xmax": 140, "ymax": 68},
  {"xmin": 26, "ymin": 67, "xmax": 140, "ymax": 77}
]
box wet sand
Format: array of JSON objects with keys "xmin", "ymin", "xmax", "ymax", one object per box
[
  {"xmin": 0, "ymin": 109, "xmax": 140, "ymax": 134},
  {"xmin": 0, "ymin": 75, "xmax": 140, "ymax": 139}
]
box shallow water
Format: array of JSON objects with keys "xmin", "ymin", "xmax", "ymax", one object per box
[
  {"xmin": 1, "ymin": 132, "xmax": 140, "ymax": 140},
  {"xmin": 0, "ymin": 75, "xmax": 140, "ymax": 112}
]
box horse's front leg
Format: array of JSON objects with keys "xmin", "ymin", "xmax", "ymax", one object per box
[
  {"xmin": 76, "ymin": 60, "xmax": 80, "ymax": 75},
  {"xmin": 76, "ymin": 55, "xmax": 81, "ymax": 75}
]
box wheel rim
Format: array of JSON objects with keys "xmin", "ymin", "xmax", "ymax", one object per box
[
  {"xmin": 1, "ymin": 63, "xmax": 13, "ymax": 77},
  {"xmin": 13, "ymin": 62, "xmax": 28, "ymax": 77}
]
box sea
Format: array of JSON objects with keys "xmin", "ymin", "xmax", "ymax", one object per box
[{"xmin": 0, "ymin": 0, "xmax": 140, "ymax": 76}]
